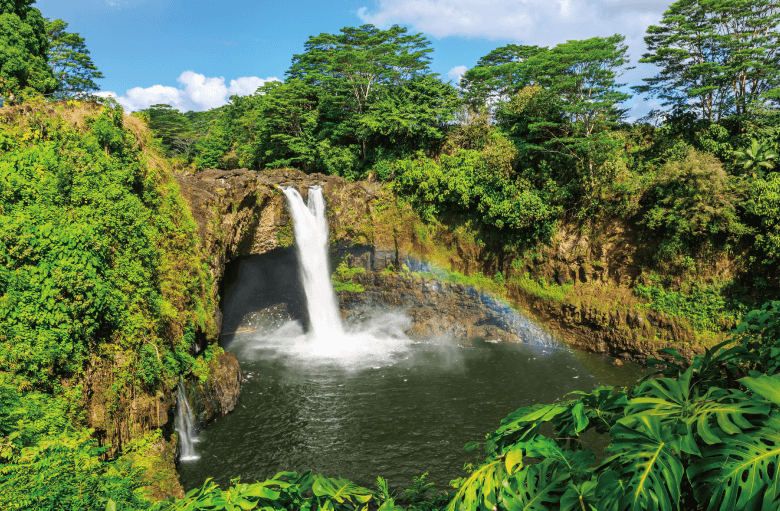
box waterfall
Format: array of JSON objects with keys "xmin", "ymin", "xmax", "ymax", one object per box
[
  {"xmin": 175, "ymin": 383, "xmax": 199, "ymax": 461},
  {"xmin": 282, "ymin": 186, "xmax": 344, "ymax": 339}
]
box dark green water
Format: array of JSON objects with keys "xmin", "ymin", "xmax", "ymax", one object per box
[{"xmin": 178, "ymin": 331, "xmax": 643, "ymax": 492}]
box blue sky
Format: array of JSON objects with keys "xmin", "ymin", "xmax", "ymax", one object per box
[{"xmin": 36, "ymin": 0, "xmax": 672, "ymax": 116}]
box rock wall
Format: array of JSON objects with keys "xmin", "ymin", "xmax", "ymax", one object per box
[
  {"xmin": 183, "ymin": 351, "xmax": 242, "ymax": 429},
  {"xmin": 338, "ymin": 271, "xmax": 555, "ymax": 345}
]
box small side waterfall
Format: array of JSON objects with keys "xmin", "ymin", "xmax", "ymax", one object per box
[
  {"xmin": 175, "ymin": 383, "xmax": 199, "ymax": 461},
  {"xmin": 282, "ymin": 187, "xmax": 344, "ymax": 339}
]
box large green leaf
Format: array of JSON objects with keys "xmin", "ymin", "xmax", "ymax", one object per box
[
  {"xmin": 555, "ymin": 386, "xmax": 629, "ymax": 437},
  {"xmin": 560, "ymin": 479, "xmax": 598, "ymax": 511},
  {"xmin": 523, "ymin": 436, "xmax": 596, "ymax": 482},
  {"xmin": 689, "ymin": 414, "xmax": 780, "ymax": 511},
  {"xmin": 446, "ymin": 459, "xmax": 505, "ymax": 511},
  {"xmin": 627, "ymin": 369, "xmax": 767, "ymax": 447},
  {"xmin": 486, "ymin": 403, "xmax": 567, "ymax": 454},
  {"xmin": 601, "ymin": 415, "xmax": 684, "ymax": 511},
  {"xmin": 500, "ymin": 459, "xmax": 567, "ymax": 511},
  {"xmin": 312, "ymin": 475, "xmax": 374, "ymax": 505},
  {"xmin": 741, "ymin": 374, "xmax": 780, "ymax": 406}
]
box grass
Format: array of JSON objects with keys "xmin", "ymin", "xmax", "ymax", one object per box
[{"xmin": 509, "ymin": 273, "xmax": 573, "ymax": 304}]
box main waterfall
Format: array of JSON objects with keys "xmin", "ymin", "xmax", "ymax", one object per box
[
  {"xmin": 274, "ymin": 186, "xmax": 412, "ymax": 364},
  {"xmin": 282, "ymin": 187, "xmax": 344, "ymax": 339}
]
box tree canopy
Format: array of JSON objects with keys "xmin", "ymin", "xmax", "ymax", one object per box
[
  {"xmin": 637, "ymin": 0, "xmax": 780, "ymax": 120},
  {"xmin": 0, "ymin": 0, "xmax": 56, "ymax": 97},
  {"xmin": 45, "ymin": 18, "xmax": 103, "ymax": 99}
]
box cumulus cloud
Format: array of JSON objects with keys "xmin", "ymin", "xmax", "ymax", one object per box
[
  {"xmin": 447, "ymin": 65, "xmax": 468, "ymax": 84},
  {"xmin": 97, "ymin": 71, "xmax": 281, "ymax": 112},
  {"xmin": 357, "ymin": 0, "xmax": 669, "ymax": 53}
]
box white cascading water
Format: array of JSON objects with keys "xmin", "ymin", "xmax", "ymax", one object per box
[
  {"xmin": 275, "ymin": 186, "xmax": 413, "ymax": 364},
  {"xmin": 175, "ymin": 383, "xmax": 199, "ymax": 461},
  {"xmin": 282, "ymin": 187, "xmax": 344, "ymax": 339}
]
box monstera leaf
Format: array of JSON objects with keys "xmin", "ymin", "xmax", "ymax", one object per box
[
  {"xmin": 312, "ymin": 475, "xmax": 373, "ymax": 505},
  {"xmin": 689, "ymin": 414, "xmax": 780, "ymax": 511},
  {"xmin": 560, "ymin": 479, "xmax": 598, "ymax": 511},
  {"xmin": 486, "ymin": 403, "xmax": 568, "ymax": 454},
  {"xmin": 599, "ymin": 415, "xmax": 684, "ymax": 511},
  {"xmin": 500, "ymin": 459, "xmax": 567, "ymax": 511},
  {"xmin": 643, "ymin": 341, "xmax": 750, "ymax": 390},
  {"xmin": 446, "ymin": 459, "xmax": 506, "ymax": 511},
  {"xmin": 555, "ymin": 386, "xmax": 629, "ymax": 437},
  {"xmin": 627, "ymin": 369, "xmax": 768, "ymax": 448},
  {"xmin": 523, "ymin": 436, "xmax": 596, "ymax": 483},
  {"xmin": 741, "ymin": 374, "xmax": 780, "ymax": 406}
]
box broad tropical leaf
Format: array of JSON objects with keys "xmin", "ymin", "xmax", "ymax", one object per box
[
  {"xmin": 500, "ymin": 459, "xmax": 567, "ymax": 511},
  {"xmin": 560, "ymin": 479, "xmax": 598, "ymax": 511},
  {"xmin": 486, "ymin": 403, "xmax": 567, "ymax": 454},
  {"xmin": 446, "ymin": 459, "xmax": 506, "ymax": 511},
  {"xmin": 601, "ymin": 415, "xmax": 684, "ymax": 511},
  {"xmin": 312, "ymin": 475, "xmax": 373, "ymax": 504},
  {"xmin": 627, "ymin": 369, "xmax": 767, "ymax": 447},
  {"xmin": 689, "ymin": 414, "xmax": 780, "ymax": 511},
  {"xmin": 523, "ymin": 436, "xmax": 596, "ymax": 482},
  {"xmin": 555, "ymin": 386, "xmax": 629, "ymax": 436},
  {"xmin": 741, "ymin": 374, "xmax": 780, "ymax": 406}
]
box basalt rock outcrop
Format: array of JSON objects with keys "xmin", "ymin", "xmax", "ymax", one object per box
[
  {"xmin": 183, "ymin": 351, "xmax": 242, "ymax": 429},
  {"xmin": 338, "ymin": 272, "xmax": 552, "ymax": 345}
]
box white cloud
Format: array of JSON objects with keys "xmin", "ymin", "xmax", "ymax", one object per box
[
  {"xmin": 97, "ymin": 71, "xmax": 281, "ymax": 112},
  {"xmin": 357, "ymin": 0, "xmax": 670, "ymax": 52},
  {"xmin": 447, "ymin": 65, "xmax": 468, "ymax": 84}
]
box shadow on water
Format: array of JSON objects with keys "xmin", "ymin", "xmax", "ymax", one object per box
[{"xmin": 219, "ymin": 248, "xmax": 309, "ymax": 345}]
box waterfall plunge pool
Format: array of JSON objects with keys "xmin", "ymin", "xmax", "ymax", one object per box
[
  {"xmin": 178, "ymin": 187, "xmax": 644, "ymax": 492},
  {"xmin": 178, "ymin": 328, "xmax": 643, "ymax": 491}
]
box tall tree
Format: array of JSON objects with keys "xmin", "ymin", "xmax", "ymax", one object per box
[
  {"xmin": 45, "ymin": 18, "xmax": 103, "ymax": 99},
  {"xmin": 460, "ymin": 44, "xmax": 546, "ymax": 109},
  {"xmin": 636, "ymin": 0, "xmax": 780, "ymax": 121},
  {"xmin": 239, "ymin": 80, "xmax": 320, "ymax": 171},
  {"xmin": 0, "ymin": 0, "xmax": 56, "ymax": 98},
  {"xmin": 137, "ymin": 104, "xmax": 193, "ymax": 154},
  {"xmin": 506, "ymin": 35, "xmax": 632, "ymax": 196},
  {"xmin": 360, "ymin": 74, "xmax": 461, "ymax": 156},
  {"xmin": 287, "ymin": 24, "xmax": 433, "ymax": 161}
]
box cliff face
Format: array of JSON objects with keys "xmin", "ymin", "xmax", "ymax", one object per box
[
  {"xmin": 175, "ymin": 168, "xmax": 705, "ymax": 362},
  {"xmin": 184, "ymin": 351, "xmax": 242, "ymax": 429}
]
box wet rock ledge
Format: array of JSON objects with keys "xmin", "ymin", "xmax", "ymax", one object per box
[
  {"xmin": 183, "ymin": 351, "xmax": 242, "ymax": 429},
  {"xmin": 338, "ymin": 271, "xmax": 554, "ymax": 345}
]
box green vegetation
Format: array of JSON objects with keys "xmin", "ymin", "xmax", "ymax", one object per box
[
  {"xmin": 331, "ymin": 262, "xmax": 366, "ymax": 292},
  {"xmin": 634, "ymin": 283, "xmax": 742, "ymax": 333},
  {"xmin": 0, "ymin": 99, "xmax": 217, "ymax": 508},
  {"xmin": 0, "ymin": 0, "xmax": 56, "ymax": 97},
  {"xmin": 45, "ymin": 18, "xmax": 103, "ymax": 99},
  {"xmin": 511, "ymin": 273, "xmax": 572, "ymax": 304}
]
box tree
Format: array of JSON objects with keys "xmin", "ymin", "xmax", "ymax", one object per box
[
  {"xmin": 524, "ymin": 35, "xmax": 632, "ymax": 193},
  {"xmin": 636, "ymin": 0, "xmax": 780, "ymax": 121},
  {"xmin": 287, "ymin": 24, "xmax": 433, "ymax": 161},
  {"xmin": 0, "ymin": 0, "xmax": 56, "ymax": 97},
  {"xmin": 137, "ymin": 104, "xmax": 193, "ymax": 154},
  {"xmin": 460, "ymin": 44, "xmax": 546, "ymax": 109},
  {"xmin": 236, "ymin": 80, "xmax": 320, "ymax": 171},
  {"xmin": 361, "ymin": 74, "xmax": 461, "ymax": 157},
  {"xmin": 45, "ymin": 18, "xmax": 103, "ymax": 99}
]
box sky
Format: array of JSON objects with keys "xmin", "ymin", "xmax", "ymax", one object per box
[{"xmin": 35, "ymin": 0, "xmax": 673, "ymax": 117}]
